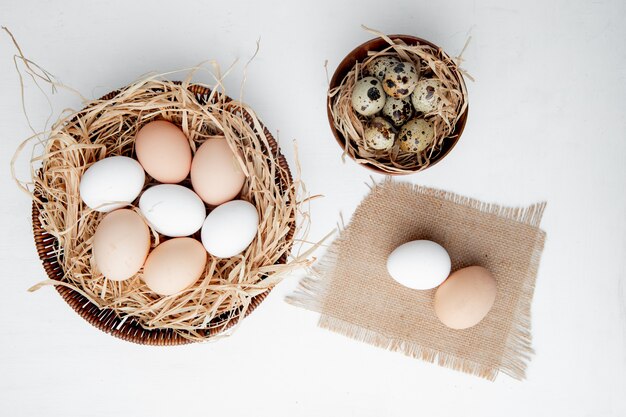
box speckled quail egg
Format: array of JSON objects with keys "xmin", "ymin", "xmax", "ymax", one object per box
[
  {"xmin": 351, "ymin": 77, "xmax": 387, "ymax": 116},
  {"xmin": 382, "ymin": 96, "xmax": 413, "ymax": 127},
  {"xmin": 382, "ymin": 61, "xmax": 420, "ymax": 99},
  {"xmin": 411, "ymin": 79, "xmax": 445, "ymax": 113},
  {"xmin": 398, "ymin": 117, "xmax": 435, "ymax": 153},
  {"xmin": 364, "ymin": 56, "xmax": 401, "ymax": 81},
  {"xmin": 364, "ymin": 117, "xmax": 395, "ymax": 151}
]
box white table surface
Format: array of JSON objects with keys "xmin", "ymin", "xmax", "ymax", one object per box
[{"xmin": 1, "ymin": 1, "xmax": 625, "ymax": 416}]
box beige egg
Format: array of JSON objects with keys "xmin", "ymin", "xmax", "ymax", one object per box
[
  {"xmin": 398, "ymin": 118, "xmax": 435, "ymax": 153},
  {"xmin": 191, "ymin": 137, "xmax": 246, "ymax": 206},
  {"xmin": 411, "ymin": 79, "xmax": 445, "ymax": 114},
  {"xmin": 135, "ymin": 120, "xmax": 192, "ymax": 183},
  {"xmin": 142, "ymin": 237, "xmax": 207, "ymax": 296},
  {"xmin": 382, "ymin": 96, "xmax": 413, "ymax": 127},
  {"xmin": 434, "ymin": 266, "xmax": 497, "ymax": 330},
  {"xmin": 364, "ymin": 56, "xmax": 401, "ymax": 81},
  {"xmin": 364, "ymin": 117, "xmax": 395, "ymax": 151},
  {"xmin": 382, "ymin": 61, "xmax": 419, "ymax": 99},
  {"xmin": 351, "ymin": 77, "xmax": 386, "ymax": 116},
  {"xmin": 93, "ymin": 209, "xmax": 150, "ymax": 281}
]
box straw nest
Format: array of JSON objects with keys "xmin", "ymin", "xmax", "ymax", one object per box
[
  {"xmin": 328, "ymin": 33, "xmax": 469, "ymax": 174},
  {"xmin": 22, "ymin": 77, "xmax": 309, "ymax": 342}
]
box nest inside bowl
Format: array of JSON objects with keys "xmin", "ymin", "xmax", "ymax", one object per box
[
  {"xmin": 328, "ymin": 34, "xmax": 469, "ymax": 174},
  {"xmin": 23, "ymin": 77, "xmax": 308, "ymax": 342}
]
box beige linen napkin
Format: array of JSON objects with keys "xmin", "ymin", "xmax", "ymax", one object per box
[{"xmin": 288, "ymin": 180, "xmax": 546, "ymax": 380}]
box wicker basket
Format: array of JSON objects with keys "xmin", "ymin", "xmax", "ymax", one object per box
[{"xmin": 31, "ymin": 83, "xmax": 294, "ymax": 345}]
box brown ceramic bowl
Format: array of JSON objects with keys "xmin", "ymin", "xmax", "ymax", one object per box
[{"xmin": 327, "ymin": 35, "xmax": 469, "ymax": 175}]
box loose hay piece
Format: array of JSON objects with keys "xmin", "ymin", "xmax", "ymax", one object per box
[
  {"xmin": 328, "ymin": 30, "xmax": 469, "ymax": 174},
  {"xmin": 20, "ymin": 76, "xmax": 311, "ymax": 342}
]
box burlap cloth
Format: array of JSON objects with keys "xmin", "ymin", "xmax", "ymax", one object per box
[{"xmin": 288, "ymin": 180, "xmax": 546, "ymax": 380}]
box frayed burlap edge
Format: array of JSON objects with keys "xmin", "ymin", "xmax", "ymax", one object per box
[{"xmin": 287, "ymin": 180, "xmax": 546, "ymax": 381}]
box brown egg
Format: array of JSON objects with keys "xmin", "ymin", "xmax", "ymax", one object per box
[
  {"xmin": 135, "ymin": 120, "xmax": 192, "ymax": 183},
  {"xmin": 93, "ymin": 209, "xmax": 151, "ymax": 281},
  {"xmin": 434, "ymin": 266, "xmax": 497, "ymax": 330},
  {"xmin": 142, "ymin": 237, "xmax": 207, "ymax": 296},
  {"xmin": 191, "ymin": 137, "xmax": 246, "ymax": 206}
]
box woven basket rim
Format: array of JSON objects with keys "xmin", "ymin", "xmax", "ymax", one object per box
[{"xmin": 31, "ymin": 82, "xmax": 294, "ymax": 345}]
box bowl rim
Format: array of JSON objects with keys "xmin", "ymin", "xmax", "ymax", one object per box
[{"xmin": 327, "ymin": 34, "xmax": 469, "ymax": 175}]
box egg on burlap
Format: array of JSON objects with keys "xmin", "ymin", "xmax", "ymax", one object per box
[{"xmin": 434, "ymin": 266, "xmax": 497, "ymax": 330}]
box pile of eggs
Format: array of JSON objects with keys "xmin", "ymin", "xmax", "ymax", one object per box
[
  {"xmin": 386, "ymin": 240, "xmax": 497, "ymax": 330},
  {"xmin": 80, "ymin": 120, "xmax": 258, "ymax": 296},
  {"xmin": 351, "ymin": 56, "xmax": 445, "ymax": 153}
]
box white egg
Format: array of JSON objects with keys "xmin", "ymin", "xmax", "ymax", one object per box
[
  {"xmin": 411, "ymin": 78, "xmax": 445, "ymax": 113},
  {"xmin": 79, "ymin": 156, "xmax": 145, "ymax": 212},
  {"xmin": 201, "ymin": 200, "xmax": 258, "ymax": 258},
  {"xmin": 139, "ymin": 184, "xmax": 206, "ymax": 237},
  {"xmin": 386, "ymin": 240, "xmax": 451, "ymax": 290},
  {"xmin": 351, "ymin": 77, "xmax": 386, "ymax": 116},
  {"xmin": 364, "ymin": 117, "xmax": 395, "ymax": 151}
]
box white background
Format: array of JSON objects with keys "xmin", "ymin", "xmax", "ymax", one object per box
[{"xmin": 1, "ymin": 0, "xmax": 625, "ymax": 416}]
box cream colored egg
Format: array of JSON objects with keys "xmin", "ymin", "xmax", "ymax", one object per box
[
  {"xmin": 364, "ymin": 117, "xmax": 395, "ymax": 151},
  {"xmin": 398, "ymin": 118, "xmax": 435, "ymax": 153},
  {"xmin": 351, "ymin": 77, "xmax": 386, "ymax": 116},
  {"xmin": 142, "ymin": 238, "xmax": 207, "ymax": 296},
  {"xmin": 434, "ymin": 266, "xmax": 497, "ymax": 330},
  {"xmin": 191, "ymin": 137, "xmax": 246, "ymax": 206},
  {"xmin": 135, "ymin": 120, "xmax": 192, "ymax": 183},
  {"xmin": 382, "ymin": 61, "xmax": 419, "ymax": 99},
  {"xmin": 93, "ymin": 209, "xmax": 150, "ymax": 281},
  {"xmin": 364, "ymin": 56, "xmax": 401, "ymax": 81},
  {"xmin": 382, "ymin": 96, "xmax": 413, "ymax": 127},
  {"xmin": 411, "ymin": 79, "xmax": 445, "ymax": 114}
]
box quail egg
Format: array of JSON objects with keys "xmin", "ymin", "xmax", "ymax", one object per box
[
  {"xmin": 382, "ymin": 96, "xmax": 413, "ymax": 127},
  {"xmin": 382, "ymin": 61, "xmax": 420, "ymax": 99},
  {"xmin": 398, "ymin": 118, "xmax": 435, "ymax": 153},
  {"xmin": 351, "ymin": 77, "xmax": 386, "ymax": 116},
  {"xmin": 364, "ymin": 117, "xmax": 395, "ymax": 151},
  {"xmin": 364, "ymin": 56, "xmax": 401, "ymax": 81},
  {"xmin": 411, "ymin": 79, "xmax": 445, "ymax": 113}
]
